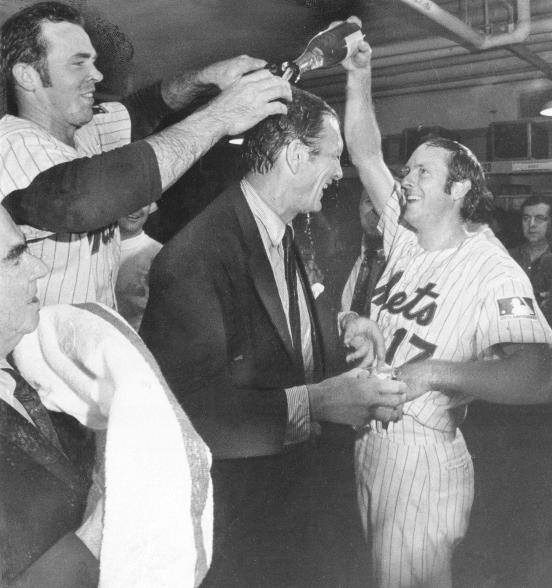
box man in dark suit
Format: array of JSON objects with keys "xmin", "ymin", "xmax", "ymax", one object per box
[
  {"xmin": 0, "ymin": 204, "xmax": 98, "ymax": 587},
  {"xmin": 141, "ymin": 87, "xmax": 406, "ymax": 588}
]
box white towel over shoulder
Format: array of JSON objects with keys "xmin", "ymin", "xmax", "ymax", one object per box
[{"xmin": 13, "ymin": 302, "xmax": 212, "ymax": 588}]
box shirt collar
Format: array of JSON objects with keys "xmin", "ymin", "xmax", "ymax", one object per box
[{"xmin": 241, "ymin": 178, "xmax": 288, "ymax": 247}]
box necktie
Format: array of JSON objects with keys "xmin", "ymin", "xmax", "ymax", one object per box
[
  {"xmin": 282, "ymin": 226, "xmax": 305, "ymax": 373},
  {"xmin": 2, "ymin": 366, "xmax": 64, "ymax": 451},
  {"xmin": 350, "ymin": 247, "xmax": 385, "ymax": 318}
]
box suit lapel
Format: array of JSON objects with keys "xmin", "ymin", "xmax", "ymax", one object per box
[
  {"xmin": 231, "ymin": 188, "xmax": 296, "ymax": 363},
  {"xmin": 0, "ymin": 399, "xmax": 85, "ymax": 493}
]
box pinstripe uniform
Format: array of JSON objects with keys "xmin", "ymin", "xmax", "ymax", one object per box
[
  {"xmin": 0, "ymin": 103, "xmax": 131, "ymax": 307},
  {"xmin": 355, "ymin": 189, "xmax": 552, "ymax": 588}
]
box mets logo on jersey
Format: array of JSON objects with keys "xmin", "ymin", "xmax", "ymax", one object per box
[{"xmin": 497, "ymin": 297, "xmax": 536, "ymax": 319}]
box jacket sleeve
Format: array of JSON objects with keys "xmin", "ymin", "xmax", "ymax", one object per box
[{"xmin": 3, "ymin": 141, "xmax": 162, "ymax": 232}]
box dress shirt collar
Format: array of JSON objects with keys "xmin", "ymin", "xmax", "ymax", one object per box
[{"xmin": 241, "ymin": 178, "xmax": 289, "ymax": 247}]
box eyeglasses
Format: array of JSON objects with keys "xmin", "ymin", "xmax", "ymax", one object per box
[{"xmin": 521, "ymin": 214, "xmax": 550, "ymax": 224}]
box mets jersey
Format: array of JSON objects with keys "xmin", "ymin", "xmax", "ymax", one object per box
[
  {"xmin": 369, "ymin": 189, "xmax": 552, "ymax": 441},
  {"xmin": 0, "ymin": 103, "xmax": 131, "ymax": 308}
]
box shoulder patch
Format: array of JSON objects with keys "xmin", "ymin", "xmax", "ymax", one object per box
[{"xmin": 497, "ymin": 297, "xmax": 536, "ymax": 319}]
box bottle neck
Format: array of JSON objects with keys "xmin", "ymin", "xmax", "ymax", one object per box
[{"xmin": 294, "ymin": 47, "xmax": 324, "ymax": 74}]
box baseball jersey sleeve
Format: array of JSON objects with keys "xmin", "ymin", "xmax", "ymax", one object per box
[
  {"xmin": 0, "ymin": 120, "xmax": 77, "ymax": 195},
  {"xmin": 475, "ymin": 267, "xmax": 552, "ymax": 354}
]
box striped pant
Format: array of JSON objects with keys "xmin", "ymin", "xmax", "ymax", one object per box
[{"xmin": 355, "ymin": 428, "xmax": 474, "ymax": 588}]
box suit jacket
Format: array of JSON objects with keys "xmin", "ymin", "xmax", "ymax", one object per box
[
  {"xmin": 141, "ymin": 183, "xmax": 325, "ymax": 459},
  {"xmin": 0, "ymin": 389, "xmax": 98, "ymax": 587}
]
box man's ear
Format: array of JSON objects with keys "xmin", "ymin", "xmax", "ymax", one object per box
[
  {"xmin": 450, "ymin": 179, "xmax": 472, "ymax": 202},
  {"xmin": 11, "ymin": 62, "xmax": 42, "ymax": 92},
  {"xmin": 285, "ymin": 139, "xmax": 308, "ymax": 174}
]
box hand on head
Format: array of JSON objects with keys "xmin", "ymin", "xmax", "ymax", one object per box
[{"xmin": 206, "ymin": 65, "xmax": 291, "ymax": 137}]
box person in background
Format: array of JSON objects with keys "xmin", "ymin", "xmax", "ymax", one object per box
[
  {"xmin": 509, "ymin": 195, "xmax": 552, "ymax": 325},
  {"xmin": 0, "ymin": 1, "xmax": 290, "ymax": 309},
  {"xmin": 116, "ymin": 204, "xmax": 161, "ymax": 331},
  {"xmin": 340, "ymin": 188, "xmax": 385, "ymax": 322}
]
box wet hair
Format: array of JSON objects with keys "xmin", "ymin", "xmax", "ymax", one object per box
[
  {"xmin": 422, "ymin": 137, "xmax": 494, "ymax": 223},
  {"xmin": 0, "ymin": 1, "xmax": 84, "ymax": 97},
  {"xmin": 241, "ymin": 86, "xmax": 338, "ymax": 175},
  {"xmin": 520, "ymin": 194, "xmax": 552, "ymax": 216}
]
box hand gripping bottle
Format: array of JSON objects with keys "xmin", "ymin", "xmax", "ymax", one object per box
[{"xmin": 268, "ymin": 20, "xmax": 364, "ymax": 83}]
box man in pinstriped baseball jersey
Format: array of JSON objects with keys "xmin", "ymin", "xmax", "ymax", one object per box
[
  {"xmin": 340, "ymin": 31, "xmax": 552, "ymax": 588},
  {"xmin": 0, "ymin": 2, "xmax": 291, "ymax": 308}
]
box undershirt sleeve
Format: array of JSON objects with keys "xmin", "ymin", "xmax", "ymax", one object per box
[{"xmin": 3, "ymin": 141, "xmax": 162, "ymax": 233}]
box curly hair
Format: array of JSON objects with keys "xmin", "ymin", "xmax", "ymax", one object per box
[
  {"xmin": 0, "ymin": 1, "xmax": 83, "ymax": 94},
  {"xmin": 423, "ymin": 137, "xmax": 494, "ymax": 223},
  {"xmin": 241, "ymin": 86, "xmax": 338, "ymax": 175}
]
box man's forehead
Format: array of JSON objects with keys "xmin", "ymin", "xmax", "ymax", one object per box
[
  {"xmin": 523, "ymin": 203, "xmax": 551, "ymax": 216},
  {"xmin": 407, "ymin": 144, "xmax": 449, "ymax": 169},
  {"xmin": 41, "ymin": 20, "xmax": 95, "ymax": 57}
]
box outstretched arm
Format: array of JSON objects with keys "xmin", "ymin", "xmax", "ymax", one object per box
[
  {"xmin": 3, "ymin": 57, "xmax": 290, "ymax": 232},
  {"xmin": 399, "ymin": 343, "xmax": 552, "ymax": 405}
]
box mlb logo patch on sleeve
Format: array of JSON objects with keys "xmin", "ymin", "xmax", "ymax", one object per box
[{"xmin": 497, "ymin": 297, "xmax": 536, "ymax": 319}]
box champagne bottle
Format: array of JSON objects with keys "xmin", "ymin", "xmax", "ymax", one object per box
[{"xmin": 269, "ymin": 21, "xmax": 364, "ymax": 83}]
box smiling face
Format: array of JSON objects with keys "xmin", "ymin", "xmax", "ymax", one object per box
[
  {"xmin": 33, "ymin": 20, "xmax": 103, "ymax": 142},
  {"xmin": 118, "ymin": 205, "xmax": 151, "ymax": 240},
  {"xmin": 0, "ymin": 207, "xmax": 47, "ymax": 357},
  {"xmin": 400, "ymin": 144, "xmax": 459, "ymax": 232},
  {"xmin": 521, "ymin": 203, "xmax": 551, "ymax": 246},
  {"xmin": 292, "ymin": 114, "xmax": 343, "ymax": 216}
]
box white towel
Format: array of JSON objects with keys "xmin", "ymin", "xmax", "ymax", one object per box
[{"xmin": 13, "ymin": 302, "xmax": 212, "ymax": 588}]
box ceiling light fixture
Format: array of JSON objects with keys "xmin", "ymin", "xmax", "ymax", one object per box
[{"xmin": 540, "ymin": 100, "xmax": 552, "ymax": 116}]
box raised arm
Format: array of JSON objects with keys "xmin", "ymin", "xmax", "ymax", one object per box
[
  {"xmin": 343, "ymin": 37, "xmax": 395, "ymax": 214},
  {"xmin": 400, "ymin": 343, "xmax": 552, "ymax": 405}
]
